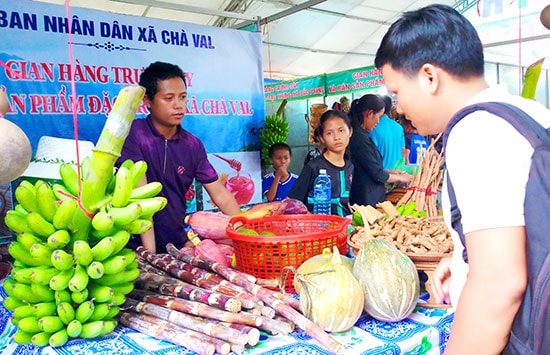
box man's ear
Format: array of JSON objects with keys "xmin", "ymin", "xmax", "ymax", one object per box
[
  {"xmin": 143, "ymin": 96, "xmax": 153, "ymax": 110},
  {"xmin": 418, "ymin": 63, "xmax": 439, "ymax": 95}
]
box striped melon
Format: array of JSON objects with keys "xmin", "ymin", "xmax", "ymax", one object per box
[{"xmin": 352, "ymin": 239, "xmax": 419, "ymax": 322}]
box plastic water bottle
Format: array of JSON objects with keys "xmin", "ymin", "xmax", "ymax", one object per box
[{"xmin": 313, "ymin": 169, "xmax": 331, "ymax": 215}]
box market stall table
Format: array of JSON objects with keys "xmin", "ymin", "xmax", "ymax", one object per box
[{"xmin": 0, "ymin": 283, "xmax": 453, "ymax": 355}]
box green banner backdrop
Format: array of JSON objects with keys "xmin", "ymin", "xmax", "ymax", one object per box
[{"xmin": 264, "ymin": 65, "xmax": 385, "ymax": 103}]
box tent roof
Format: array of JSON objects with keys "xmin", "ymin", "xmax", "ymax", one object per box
[{"xmin": 31, "ymin": 0, "xmax": 550, "ymax": 79}]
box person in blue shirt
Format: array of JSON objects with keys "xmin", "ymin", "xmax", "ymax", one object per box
[
  {"xmin": 369, "ymin": 95, "xmax": 406, "ymax": 170},
  {"xmin": 262, "ymin": 143, "xmax": 298, "ymax": 202},
  {"xmin": 399, "ymin": 115, "xmax": 430, "ymax": 164}
]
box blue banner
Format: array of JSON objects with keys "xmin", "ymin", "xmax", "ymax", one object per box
[{"xmin": 0, "ymin": 0, "xmax": 264, "ymax": 155}]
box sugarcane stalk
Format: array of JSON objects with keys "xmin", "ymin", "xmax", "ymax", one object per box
[
  {"xmin": 274, "ymin": 314, "xmax": 296, "ymax": 332},
  {"xmin": 136, "ymin": 271, "xmax": 183, "ymax": 286},
  {"xmin": 156, "ymin": 253, "xmax": 258, "ymax": 300},
  {"xmin": 247, "ymin": 302, "xmax": 275, "ymax": 318},
  {"xmin": 258, "ymin": 304, "xmax": 275, "ymax": 318},
  {"xmin": 124, "ymin": 297, "xmax": 249, "ymax": 347},
  {"xmin": 136, "ymin": 247, "xmax": 259, "ymax": 309},
  {"xmin": 255, "ymin": 277, "xmax": 281, "ymax": 289},
  {"xmin": 119, "ymin": 311, "xmax": 216, "ymax": 355},
  {"xmin": 230, "ymin": 343, "xmax": 245, "ymax": 354},
  {"xmin": 128, "ymin": 289, "xmax": 262, "ymax": 327},
  {"xmin": 137, "ymin": 254, "xmax": 170, "ymax": 276},
  {"xmin": 210, "ymin": 320, "xmax": 260, "ymax": 346},
  {"xmin": 157, "ymin": 249, "xmax": 342, "ymax": 353},
  {"xmin": 183, "ymin": 255, "xmax": 343, "ymax": 354},
  {"xmin": 135, "ymin": 272, "xmax": 242, "ymax": 313},
  {"xmin": 257, "ymin": 315, "xmax": 294, "ymax": 335},
  {"xmin": 166, "ymin": 243, "xmax": 256, "ymax": 283},
  {"xmin": 166, "ymin": 243, "xmax": 300, "ymax": 310}
]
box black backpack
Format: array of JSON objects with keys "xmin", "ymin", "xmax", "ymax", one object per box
[{"xmin": 443, "ymin": 102, "xmax": 550, "ymax": 354}]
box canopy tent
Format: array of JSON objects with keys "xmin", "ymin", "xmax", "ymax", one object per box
[{"xmin": 30, "ymin": 0, "xmax": 550, "ymax": 80}]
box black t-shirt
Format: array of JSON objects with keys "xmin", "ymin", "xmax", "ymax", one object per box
[
  {"xmin": 288, "ymin": 154, "xmax": 353, "ymax": 216},
  {"xmin": 349, "ymin": 125, "xmax": 390, "ymax": 206}
]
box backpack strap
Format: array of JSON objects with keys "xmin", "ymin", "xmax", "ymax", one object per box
[{"xmin": 442, "ymin": 102, "xmax": 549, "ymax": 262}]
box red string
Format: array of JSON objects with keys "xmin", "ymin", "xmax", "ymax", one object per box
[
  {"xmin": 64, "ymin": 1, "xmax": 82, "ymax": 191},
  {"xmin": 63, "ymin": 1, "xmax": 94, "ymax": 219},
  {"xmin": 407, "ymin": 185, "xmax": 437, "ymax": 196},
  {"xmin": 55, "ymin": 188, "xmax": 94, "ymax": 219}
]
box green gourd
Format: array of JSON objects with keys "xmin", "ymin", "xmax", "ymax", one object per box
[
  {"xmin": 352, "ymin": 239, "xmax": 419, "ymax": 322},
  {"xmin": 294, "ymin": 247, "xmax": 363, "ymax": 333}
]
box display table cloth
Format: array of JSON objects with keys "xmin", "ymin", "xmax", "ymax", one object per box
[{"xmin": 0, "ymin": 282, "xmax": 453, "ymax": 355}]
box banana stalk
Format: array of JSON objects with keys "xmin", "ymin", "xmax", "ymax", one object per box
[{"xmin": 72, "ymin": 86, "xmax": 145, "ymax": 243}]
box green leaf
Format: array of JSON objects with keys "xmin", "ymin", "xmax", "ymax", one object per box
[
  {"xmin": 521, "ymin": 58, "xmax": 544, "ymax": 100},
  {"xmin": 352, "ymin": 211, "xmax": 364, "ymax": 226}
]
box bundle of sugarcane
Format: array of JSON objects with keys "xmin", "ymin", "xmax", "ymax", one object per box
[
  {"xmin": 166, "ymin": 243, "xmax": 343, "ymax": 354},
  {"xmin": 125, "ymin": 260, "xmax": 296, "ymax": 354},
  {"xmin": 164, "ymin": 244, "xmax": 300, "ymax": 310},
  {"xmin": 134, "ymin": 271, "xmax": 243, "ymax": 313},
  {"xmin": 136, "ymin": 247, "xmax": 262, "ymax": 310},
  {"xmin": 127, "ymin": 245, "xmax": 344, "ymax": 354},
  {"xmin": 397, "ymin": 133, "xmax": 444, "ymax": 218}
]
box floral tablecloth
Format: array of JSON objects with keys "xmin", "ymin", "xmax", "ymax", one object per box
[{"xmin": 0, "ymin": 283, "xmax": 453, "ymax": 355}]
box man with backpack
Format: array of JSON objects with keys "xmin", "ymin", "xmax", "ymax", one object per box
[{"xmin": 375, "ymin": 4, "xmax": 550, "ymax": 354}]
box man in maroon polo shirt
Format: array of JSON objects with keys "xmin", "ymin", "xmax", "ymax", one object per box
[{"xmin": 118, "ymin": 61, "xmax": 241, "ymax": 253}]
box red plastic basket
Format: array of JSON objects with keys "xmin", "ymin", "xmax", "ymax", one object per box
[{"xmin": 226, "ymin": 214, "xmax": 350, "ymax": 293}]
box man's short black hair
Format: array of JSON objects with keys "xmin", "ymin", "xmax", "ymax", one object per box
[
  {"xmin": 139, "ymin": 61, "xmax": 186, "ymax": 101},
  {"xmin": 375, "ymin": 4, "xmax": 484, "ymax": 78}
]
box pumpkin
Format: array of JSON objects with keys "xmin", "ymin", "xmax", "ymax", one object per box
[
  {"xmin": 352, "ymin": 239, "xmax": 419, "ymax": 322},
  {"xmin": 293, "ymin": 247, "xmax": 364, "ymax": 332}
]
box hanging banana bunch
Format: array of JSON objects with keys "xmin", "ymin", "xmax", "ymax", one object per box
[
  {"xmin": 2, "ymin": 86, "xmax": 154, "ymax": 348},
  {"xmin": 259, "ymin": 99, "xmax": 288, "ymax": 166},
  {"xmin": 3, "ymin": 158, "xmax": 165, "ymax": 347}
]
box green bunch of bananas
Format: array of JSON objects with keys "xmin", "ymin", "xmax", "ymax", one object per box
[
  {"xmin": 259, "ymin": 99, "xmax": 289, "ymax": 166},
  {"xmin": 3, "ymin": 158, "xmax": 165, "ymax": 347}
]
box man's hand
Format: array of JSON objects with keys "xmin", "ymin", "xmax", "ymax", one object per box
[{"xmin": 432, "ymin": 255, "xmax": 452, "ymax": 304}]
